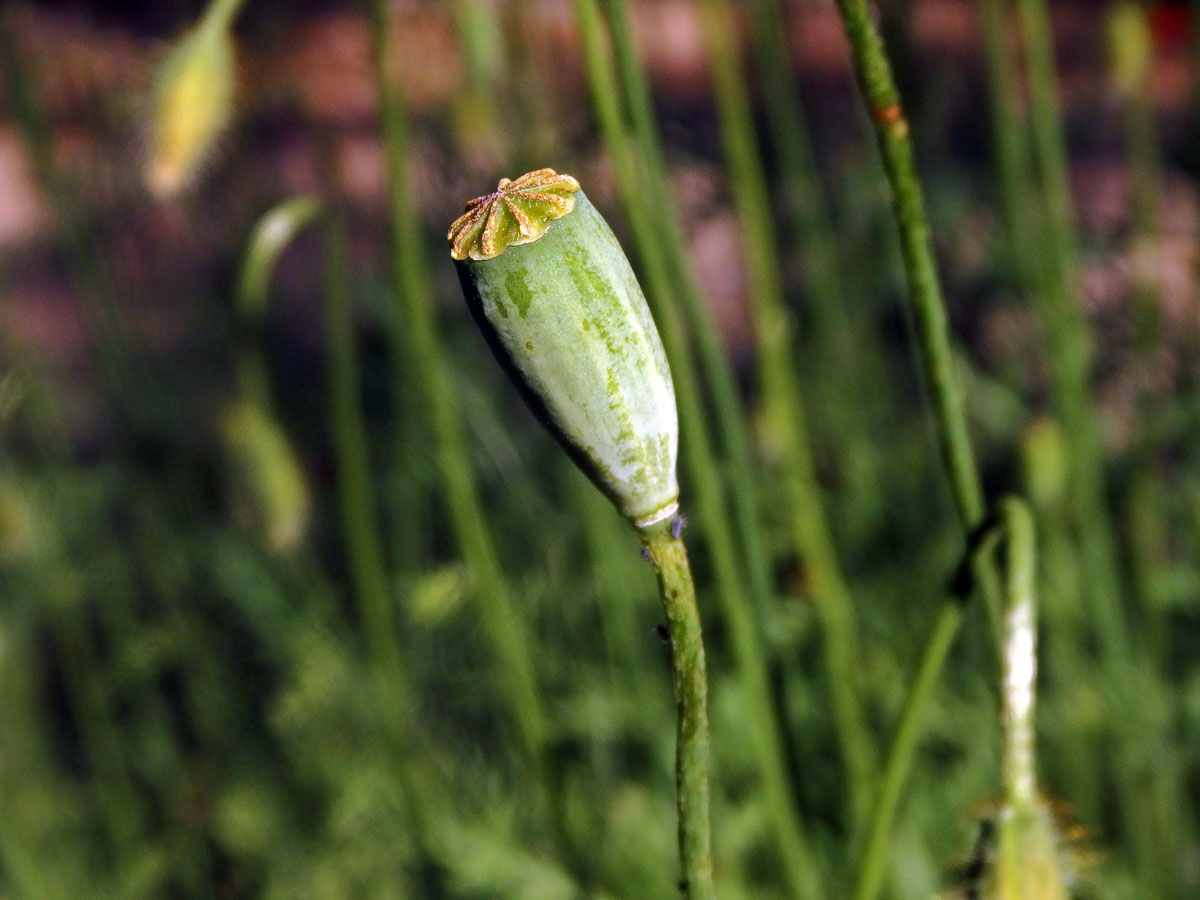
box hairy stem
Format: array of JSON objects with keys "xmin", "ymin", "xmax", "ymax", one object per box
[
  {"xmin": 642, "ymin": 524, "xmax": 717, "ymax": 900},
  {"xmin": 998, "ymin": 497, "xmax": 1037, "ymax": 809}
]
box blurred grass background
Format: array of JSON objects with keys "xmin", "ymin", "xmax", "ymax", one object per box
[{"xmin": 2, "ymin": 0, "xmax": 1200, "ymax": 897}]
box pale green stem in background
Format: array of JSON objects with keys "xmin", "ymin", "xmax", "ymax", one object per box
[
  {"xmin": 849, "ymin": 599, "xmax": 961, "ymax": 900},
  {"xmin": 978, "ymin": 0, "xmax": 1040, "ymax": 293},
  {"xmin": 323, "ymin": 214, "xmax": 406, "ymax": 689},
  {"xmin": 595, "ymin": 0, "xmax": 779, "ymax": 642},
  {"xmin": 744, "ymin": 0, "xmax": 851, "ymax": 349},
  {"xmin": 236, "ymin": 196, "xmax": 324, "ymax": 324},
  {"xmin": 850, "ymin": 505, "xmax": 1010, "ymax": 900},
  {"xmin": 1016, "ymin": 2, "xmax": 1184, "ymax": 891},
  {"xmin": 234, "ymin": 195, "xmax": 324, "ymax": 409},
  {"xmin": 1014, "ymin": 0, "xmax": 1129, "ymax": 658},
  {"xmin": 369, "ymin": 0, "xmax": 554, "ymax": 817},
  {"xmin": 573, "ymin": 3, "xmax": 824, "ymax": 896},
  {"xmin": 695, "ymin": 0, "xmax": 875, "ymax": 833}
]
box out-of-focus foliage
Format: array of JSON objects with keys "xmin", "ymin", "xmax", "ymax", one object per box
[{"xmin": 1, "ymin": 1, "xmax": 1198, "ymax": 898}]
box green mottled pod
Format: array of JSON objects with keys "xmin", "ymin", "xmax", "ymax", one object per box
[{"xmin": 449, "ymin": 169, "xmax": 679, "ymax": 529}]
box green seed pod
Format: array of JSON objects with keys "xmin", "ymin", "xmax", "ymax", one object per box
[
  {"xmin": 146, "ymin": 5, "xmax": 237, "ymax": 196},
  {"xmin": 449, "ymin": 169, "xmax": 679, "ymax": 528}
]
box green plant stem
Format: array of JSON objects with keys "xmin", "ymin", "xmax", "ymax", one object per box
[
  {"xmin": 325, "ymin": 213, "xmax": 438, "ymax": 895},
  {"xmin": 833, "ymin": 0, "xmax": 1008, "ymax": 641},
  {"xmin": 695, "ymin": 0, "xmax": 875, "ymax": 830},
  {"xmin": 849, "ymin": 598, "xmax": 962, "ymax": 900},
  {"xmin": 1014, "ymin": 4, "xmax": 1184, "ymax": 892},
  {"xmin": 596, "ymin": 0, "xmax": 778, "ymax": 631},
  {"xmin": 641, "ymin": 524, "xmax": 717, "ymax": 900},
  {"xmin": 202, "ymin": 0, "xmax": 247, "ymax": 33},
  {"xmin": 369, "ymin": 0, "xmax": 551, "ymax": 804},
  {"xmin": 576, "ymin": 472, "xmax": 647, "ymax": 678},
  {"xmin": 978, "ymin": 0, "xmax": 1039, "ymax": 293},
  {"xmin": 1015, "ymin": 0, "xmax": 1127, "ymax": 656},
  {"xmin": 744, "ymin": 0, "xmax": 848, "ymax": 345},
  {"xmin": 323, "ymin": 216, "xmax": 405, "ymax": 687},
  {"xmin": 997, "ymin": 497, "xmax": 1037, "ymax": 808},
  {"xmin": 831, "ymin": 4, "xmax": 1016, "ymax": 895},
  {"xmin": 573, "ymin": 5, "xmax": 822, "ymax": 897},
  {"xmin": 832, "ymin": 0, "xmax": 984, "ymax": 536},
  {"xmin": 0, "ymin": 16, "xmax": 141, "ymax": 426}
]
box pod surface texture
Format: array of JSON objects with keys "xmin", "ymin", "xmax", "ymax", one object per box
[{"xmin": 455, "ymin": 186, "xmax": 679, "ymax": 526}]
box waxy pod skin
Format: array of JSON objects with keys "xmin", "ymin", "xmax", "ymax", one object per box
[{"xmin": 449, "ymin": 169, "xmax": 679, "ymax": 529}]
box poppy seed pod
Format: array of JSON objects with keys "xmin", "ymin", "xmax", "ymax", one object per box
[{"xmin": 449, "ymin": 169, "xmax": 679, "ymax": 529}]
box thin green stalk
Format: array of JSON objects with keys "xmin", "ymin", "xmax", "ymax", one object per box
[
  {"xmin": 324, "ymin": 213, "xmax": 432, "ymax": 895},
  {"xmin": 997, "ymin": 497, "xmax": 1037, "ymax": 809},
  {"xmin": 576, "ymin": 472, "xmax": 648, "ymax": 679},
  {"xmin": 832, "ymin": 0, "xmax": 985, "ymax": 535},
  {"xmin": 835, "ymin": 0, "xmax": 1007, "ymax": 641},
  {"xmin": 850, "ymin": 501, "xmax": 1016, "ymax": 900},
  {"xmin": 1016, "ymin": 4, "xmax": 1183, "ymax": 892},
  {"xmin": 1110, "ymin": 3, "xmax": 1165, "ymax": 356},
  {"xmin": 573, "ymin": 3, "xmax": 822, "ymax": 896},
  {"xmin": 596, "ymin": 0, "xmax": 777, "ymax": 632},
  {"xmin": 0, "ymin": 16, "xmax": 140, "ymax": 426},
  {"xmin": 979, "ymin": 0, "xmax": 1040, "ymax": 292},
  {"xmin": 1015, "ymin": 0, "xmax": 1127, "ymax": 656},
  {"xmin": 745, "ymin": 0, "xmax": 888, "ymax": 491},
  {"xmin": 979, "ymin": 0, "xmax": 1106, "ymax": 829},
  {"xmin": 323, "ymin": 215, "xmax": 405, "ymax": 688},
  {"xmin": 694, "ymin": 0, "xmax": 875, "ymax": 830},
  {"xmin": 369, "ymin": 0, "xmax": 552, "ymax": 805},
  {"xmin": 831, "ymin": 3, "xmax": 1015, "ymax": 895},
  {"xmin": 744, "ymin": 0, "xmax": 848, "ymax": 343},
  {"xmin": 641, "ymin": 524, "xmax": 716, "ymax": 900},
  {"xmin": 1124, "ymin": 79, "xmax": 1161, "ymax": 276},
  {"xmin": 849, "ymin": 599, "xmax": 962, "ymax": 900}
]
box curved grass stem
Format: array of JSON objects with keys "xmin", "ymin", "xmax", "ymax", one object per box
[{"xmin": 849, "ymin": 599, "xmax": 961, "ymax": 900}]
